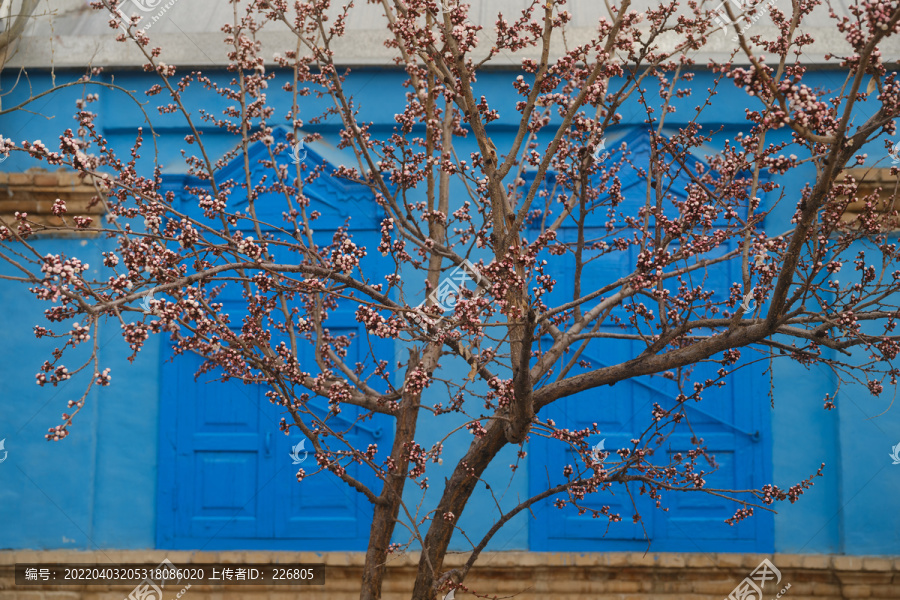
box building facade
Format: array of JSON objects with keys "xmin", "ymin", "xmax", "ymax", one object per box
[{"xmin": 0, "ymin": 1, "xmax": 898, "ymax": 598}]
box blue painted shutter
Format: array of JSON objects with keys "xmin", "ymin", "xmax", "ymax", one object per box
[
  {"xmin": 272, "ymin": 313, "xmax": 383, "ymax": 543},
  {"xmin": 526, "ymin": 132, "xmax": 772, "ymax": 552},
  {"xmin": 168, "ymin": 348, "xmax": 275, "ymax": 541},
  {"xmin": 159, "ymin": 309, "xmax": 385, "ymax": 550},
  {"xmin": 529, "ymin": 244, "xmax": 770, "ymax": 552},
  {"xmin": 157, "ymin": 139, "xmax": 389, "ymax": 550}
]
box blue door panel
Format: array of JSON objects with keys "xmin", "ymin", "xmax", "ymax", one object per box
[
  {"xmin": 157, "ymin": 144, "xmax": 390, "ymax": 550},
  {"xmin": 276, "ymin": 444, "xmax": 370, "ymax": 540},
  {"xmin": 561, "ymin": 504, "xmax": 647, "ymax": 541},
  {"xmin": 528, "ymin": 132, "xmax": 772, "ymax": 553},
  {"xmin": 273, "ymin": 326, "xmax": 379, "ymax": 542},
  {"xmin": 531, "ymin": 347, "xmax": 770, "ymax": 552},
  {"xmin": 168, "ymin": 351, "xmax": 275, "ymax": 542},
  {"xmin": 159, "ymin": 313, "xmax": 387, "ymax": 550},
  {"xmin": 190, "ymin": 451, "xmax": 264, "ymax": 538}
]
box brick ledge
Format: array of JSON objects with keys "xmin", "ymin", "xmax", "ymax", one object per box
[{"xmin": 0, "ymin": 550, "xmax": 897, "ymax": 571}]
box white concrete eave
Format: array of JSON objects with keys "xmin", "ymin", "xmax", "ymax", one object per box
[{"xmin": 3, "ymin": 0, "xmax": 896, "ymax": 69}]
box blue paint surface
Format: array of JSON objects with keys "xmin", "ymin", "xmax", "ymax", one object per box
[
  {"xmin": 0, "ymin": 68, "xmax": 896, "ymax": 556},
  {"xmin": 525, "ymin": 133, "xmax": 772, "ymax": 552},
  {"xmin": 0, "ymin": 236, "xmax": 160, "ymax": 549},
  {"xmin": 155, "ymin": 139, "xmax": 392, "ymax": 550}
]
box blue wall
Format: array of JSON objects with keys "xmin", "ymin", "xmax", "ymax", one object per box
[
  {"xmin": 0, "ymin": 236, "xmax": 161, "ymax": 549},
  {"xmin": 0, "ymin": 68, "xmax": 898, "ymax": 555}
]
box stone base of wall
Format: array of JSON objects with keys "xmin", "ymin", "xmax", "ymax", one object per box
[{"xmin": 1, "ymin": 551, "xmax": 898, "ymax": 600}]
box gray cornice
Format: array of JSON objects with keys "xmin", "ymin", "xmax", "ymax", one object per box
[{"xmin": 2, "ymin": 0, "xmax": 893, "ymax": 70}]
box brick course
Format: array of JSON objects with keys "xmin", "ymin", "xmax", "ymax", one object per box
[
  {"xmin": 1, "ymin": 551, "xmax": 898, "ymax": 600},
  {"xmin": 0, "ymin": 169, "xmax": 106, "ymax": 234},
  {"xmin": 840, "ymin": 168, "xmax": 900, "ymax": 228}
]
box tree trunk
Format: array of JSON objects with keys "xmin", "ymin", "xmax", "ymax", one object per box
[
  {"xmin": 359, "ymin": 351, "xmax": 423, "ymax": 600},
  {"xmin": 409, "ymin": 418, "xmax": 510, "ymax": 599}
]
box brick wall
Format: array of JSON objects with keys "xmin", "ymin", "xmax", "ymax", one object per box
[
  {"xmin": 840, "ymin": 167, "xmax": 900, "ymax": 228},
  {"xmin": 1, "ymin": 551, "xmax": 898, "ymax": 600},
  {"xmin": 0, "ymin": 169, "xmax": 105, "ymax": 233}
]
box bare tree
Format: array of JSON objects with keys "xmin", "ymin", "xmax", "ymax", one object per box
[
  {"xmin": 3, "ymin": 0, "xmax": 900, "ymax": 598},
  {"xmin": 0, "ymin": 0, "xmax": 41, "ymax": 109},
  {"xmin": 0, "ymin": 0, "xmax": 39, "ymax": 65}
]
